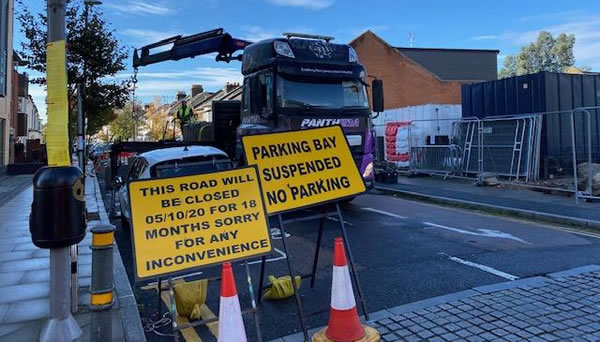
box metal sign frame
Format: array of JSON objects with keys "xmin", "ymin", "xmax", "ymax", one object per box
[{"xmin": 256, "ymin": 204, "xmax": 369, "ymax": 341}]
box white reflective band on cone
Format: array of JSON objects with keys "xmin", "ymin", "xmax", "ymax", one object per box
[
  {"xmin": 330, "ymin": 265, "xmax": 357, "ymax": 310},
  {"xmin": 217, "ymin": 294, "xmax": 247, "ymax": 342}
]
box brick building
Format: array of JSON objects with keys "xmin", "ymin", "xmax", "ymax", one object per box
[{"xmin": 350, "ymin": 31, "xmax": 499, "ymax": 110}]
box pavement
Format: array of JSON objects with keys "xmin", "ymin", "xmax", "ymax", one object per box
[
  {"xmin": 375, "ymin": 175, "xmax": 600, "ymax": 229},
  {"xmin": 0, "ymin": 173, "xmax": 34, "ymax": 208},
  {"xmin": 370, "ymin": 265, "xmax": 600, "ymax": 342},
  {"xmin": 277, "ymin": 265, "xmax": 600, "ymax": 341},
  {"xmin": 0, "ymin": 170, "xmax": 144, "ymax": 341}
]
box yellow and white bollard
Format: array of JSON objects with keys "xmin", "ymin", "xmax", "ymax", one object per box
[{"xmin": 90, "ymin": 224, "xmax": 115, "ymax": 342}]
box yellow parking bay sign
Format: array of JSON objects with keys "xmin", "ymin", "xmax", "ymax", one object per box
[
  {"xmin": 242, "ymin": 126, "xmax": 366, "ymax": 214},
  {"xmin": 128, "ymin": 166, "xmax": 271, "ymax": 280}
]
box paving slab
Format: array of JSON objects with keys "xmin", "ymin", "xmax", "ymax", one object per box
[
  {"xmin": 370, "ymin": 267, "xmax": 600, "ymax": 341},
  {"xmin": 0, "ymin": 165, "xmax": 144, "ymax": 341}
]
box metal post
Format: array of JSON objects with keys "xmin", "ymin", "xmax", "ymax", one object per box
[
  {"xmin": 310, "ymin": 215, "xmax": 325, "ymax": 288},
  {"xmin": 76, "ymin": 84, "xmax": 85, "ymax": 175},
  {"xmin": 277, "ymin": 215, "xmax": 309, "ymax": 341},
  {"xmin": 570, "ymin": 111, "xmax": 580, "ymax": 204},
  {"xmin": 90, "ymin": 224, "xmax": 115, "ymax": 342},
  {"xmin": 478, "ymin": 119, "xmax": 484, "ymax": 184},
  {"xmin": 244, "ymin": 261, "xmax": 263, "ymax": 342},
  {"xmin": 335, "ymin": 203, "xmax": 369, "ymax": 320},
  {"xmin": 40, "ymin": 247, "xmax": 83, "ymax": 341},
  {"xmin": 40, "ymin": 2, "xmax": 83, "ymax": 341},
  {"xmin": 257, "ymin": 256, "xmax": 266, "ymax": 304},
  {"xmin": 70, "ymin": 245, "xmax": 79, "ymax": 313}
]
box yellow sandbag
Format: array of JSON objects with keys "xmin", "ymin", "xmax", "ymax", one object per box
[
  {"xmin": 263, "ymin": 275, "xmax": 302, "ymax": 300},
  {"xmin": 173, "ymin": 279, "xmax": 208, "ymax": 318}
]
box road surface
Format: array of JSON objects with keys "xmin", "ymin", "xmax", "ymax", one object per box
[{"xmin": 100, "ymin": 179, "xmax": 600, "ymax": 341}]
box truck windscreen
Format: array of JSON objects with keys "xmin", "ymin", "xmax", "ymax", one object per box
[{"xmin": 276, "ymin": 76, "xmax": 369, "ymax": 109}]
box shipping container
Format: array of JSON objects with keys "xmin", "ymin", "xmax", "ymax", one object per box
[{"xmin": 461, "ymin": 71, "xmax": 600, "ymax": 178}]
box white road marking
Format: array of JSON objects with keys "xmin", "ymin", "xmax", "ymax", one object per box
[
  {"xmin": 362, "ymin": 208, "xmax": 407, "ymax": 219},
  {"xmin": 270, "ymin": 227, "xmax": 290, "ymax": 240},
  {"xmin": 441, "ymin": 253, "xmax": 519, "ymax": 281},
  {"xmin": 248, "ymin": 247, "xmax": 287, "ymax": 265},
  {"xmin": 424, "ymin": 222, "xmax": 531, "ymax": 245},
  {"xmin": 327, "ymin": 216, "xmax": 354, "ymax": 226}
]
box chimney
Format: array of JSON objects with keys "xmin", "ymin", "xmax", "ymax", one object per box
[
  {"xmin": 225, "ymin": 82, "xmax": 240, "ymax": 93},
  {"xmin": 176, "ymin": 91, "xmax": 186, "ymax": 101},
  {"xmin": 191, "ymin": 84, "xmax": 204, "ymax": 98}
]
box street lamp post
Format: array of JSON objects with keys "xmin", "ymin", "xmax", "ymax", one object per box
[{"xmin": 78, "ymin": 0, "xmax": 102, "ymax": 164}]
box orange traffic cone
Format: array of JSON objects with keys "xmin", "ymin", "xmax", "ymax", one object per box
[
  {"xmin": 217, "ymin": 262, "xmax": 247, "ymax": 342},
  {"xmin": 312, "ymin": 238, "xmax": 380, "ymax": 342}
]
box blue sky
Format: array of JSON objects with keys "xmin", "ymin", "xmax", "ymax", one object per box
[{"xmin": 15, "ymin": 0, "xmax": 600, "ymax": 122}]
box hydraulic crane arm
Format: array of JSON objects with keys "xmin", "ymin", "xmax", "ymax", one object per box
[{"xmin": 132, "ymin": 28, "xmax": 252, "ymax": 68}]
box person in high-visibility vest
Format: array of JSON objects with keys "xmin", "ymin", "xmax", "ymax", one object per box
[{"xmin": 176, "ymin": 100, "xmax": 194, "ymax": 131}]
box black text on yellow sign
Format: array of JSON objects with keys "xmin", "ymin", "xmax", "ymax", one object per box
[
  {"xmin": 242, "ymin": 126, "xmax": 366, "ymax": 214},
  {"xmin": 128, "ymin": 167, "xmax": 271, "ymax": 280}
]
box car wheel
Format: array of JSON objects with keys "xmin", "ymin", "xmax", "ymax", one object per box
[
  {"xmin": 340, "ymin": 196, "xmax": 356, "ymax": 204},
  {"xmin": 121, "ymin": 215, "xmax": 130, "ymax": 230}
]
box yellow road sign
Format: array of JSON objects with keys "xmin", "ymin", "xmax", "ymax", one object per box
[
  {"xmin": 129, "ymin": 166, "xmax": 271, "ymax": 280},
  {"xmin": 242, "ymin": 126, "xmax": 366, "ymax": 214}
]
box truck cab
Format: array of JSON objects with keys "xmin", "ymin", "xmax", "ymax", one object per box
[
  {"xmin": 132, "ymin": 29, "xmax": 383, "ymax": 187},
  {"xmin": 236, "ymin": 35, "xmax": 379, "ymax": 186}
]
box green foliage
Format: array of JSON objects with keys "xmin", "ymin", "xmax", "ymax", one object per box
[
  {"xmin": 499, "ymin": 31, "xmax": 576, "ymax": 78},
  {"xmin": 16, "ymin": 0, "xmax": 132, "ymax": 135},
  {"xmin": 109, "ymin": 101, "xmax": 145, "ymax": 142}
]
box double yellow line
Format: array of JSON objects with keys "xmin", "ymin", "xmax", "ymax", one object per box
[{"xmin": 142, "ymin": 280, "xmax": 218, "ymax": 342}]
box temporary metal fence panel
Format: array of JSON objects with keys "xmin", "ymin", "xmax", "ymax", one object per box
[{"xmin": 406, "ymin": 107, "xmax": 600, "ymax": 204}]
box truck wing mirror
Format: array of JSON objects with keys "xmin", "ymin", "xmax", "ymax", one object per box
[{"xmin": 371, "ymin": 79, "xmax": 384, "ymax": 115}]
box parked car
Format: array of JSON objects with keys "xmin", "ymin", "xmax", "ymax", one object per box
[{"xmin": 115, "ymin": 145, "xmax": 233, "ymax": 229}]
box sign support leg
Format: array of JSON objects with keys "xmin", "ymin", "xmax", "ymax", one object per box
[
  {"xmin": 277, "ymin": 214, "xmax": 309, "ymax": 341},
  {"xmin": 157, "ymin": 277, "xmax": 162, "ymax": 318},
  {"xmin": 310, "ymin": 214, "xmax": 326, "ymax": 289},
  {"xmin": 244, "ymin": 261, "xmax": 263, "ymax": 342},
  {"xmin": 168, "ymin": 277, "xmax": 179, "ymax": 342},
  {"xmin": 257, "ymin": 256, "xmax": 267, "ymax": 304},
  {"xmin": 335, "ymin": 203, "xmax": 369, "ymax": 320}
]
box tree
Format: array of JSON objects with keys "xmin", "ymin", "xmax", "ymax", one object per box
[
  {"xmin": 498, "ymin": 55, "xmax": 517, "ymax": 79},
  {"xmin": 499, "ymin": 31, "xmax": 576, "ymax": 78},
  {"xmin": 16, "ymin": 0, "xmax": 132, "ymax": 135},
  {"xmin": 109, "ymin": 101, "xmax": 145, "ymax": 142},
  {"xmin": 144, "ymin": 97, "xmax": 174, "ymax": 141}
]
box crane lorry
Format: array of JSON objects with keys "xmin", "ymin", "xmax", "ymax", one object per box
[{"xmin": 131, "ymin": 28, "xmax": 384, "ymax": 187}]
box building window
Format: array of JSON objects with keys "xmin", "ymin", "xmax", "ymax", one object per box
[{"xmin": 0, "ymin": 0, "xmax": 8, "ymax": 97}]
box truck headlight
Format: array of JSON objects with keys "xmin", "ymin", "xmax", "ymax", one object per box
[
  {"xmin": 274, "ymin": 41, "xmax": 295, "ymax": 58},
  {"xmin": 363, "ymin": 161, "xmax": 373, "ymax": 178},
  {"xmin": 349, "ymin": 47, "xmax": 359, "ymax": 63}
]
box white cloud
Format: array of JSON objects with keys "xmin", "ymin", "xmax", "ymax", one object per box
[
  {"xmin": 121, "ymin": 29, "xmax": 185, "ymax": 48},
  {"xmin": 105, "ymin": 1, "xmax": 175, "ymax": 16},
  {"xmin": 469, "ymin": 35, "xmax": 497, "ymax": 41},
  {"xmin": 239, "ymin": 26, "xmax": 277, "ymax": 42},
  {"xmin": 126, "ymin": 67, "xmax": 242, "ymax": 97},
  {"xmin": 490, "ymin": 14, "xmax": 600, "ymax": 70},
  {"xmin": 265, "ymin": 0, "xmax": 334, "ymax": 10}
]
